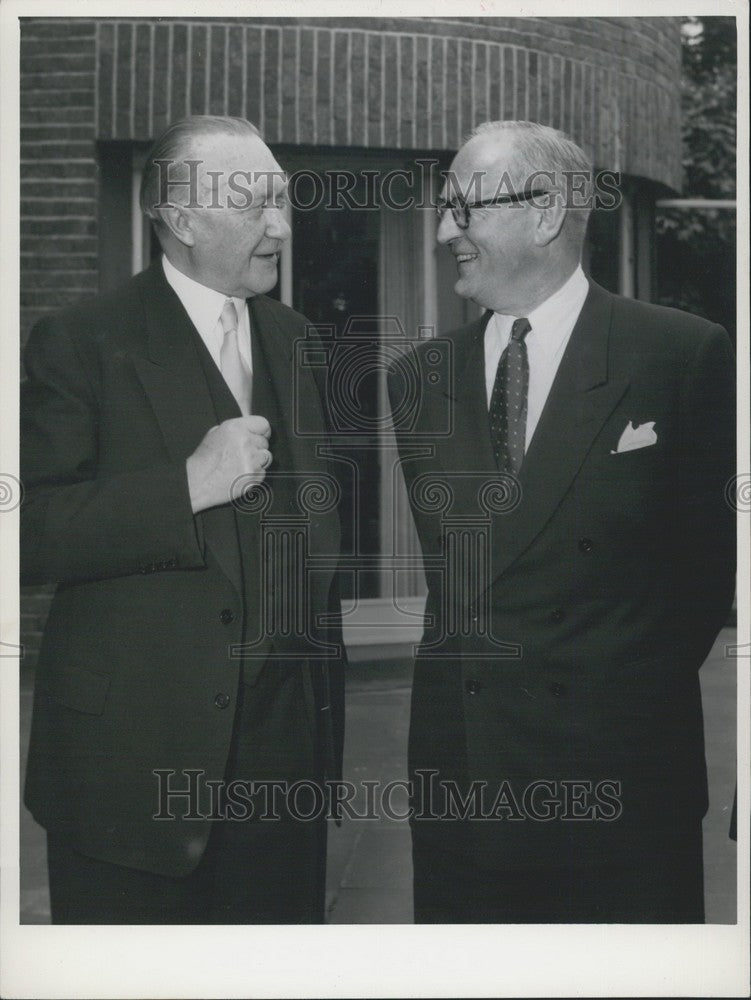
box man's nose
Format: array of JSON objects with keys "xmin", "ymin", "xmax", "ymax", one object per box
[
  {"xmin": 436, "ymin": 209, "xmax": 462, "ymax": 245},
  {"xmin": 265, "ymin": 207, "xmax": 291, "ymax": 242}
]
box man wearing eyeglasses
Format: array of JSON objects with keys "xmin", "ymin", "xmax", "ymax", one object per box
[{"xmin": 389, "ymin": 120, "xmax": 735, "ymax": 922}]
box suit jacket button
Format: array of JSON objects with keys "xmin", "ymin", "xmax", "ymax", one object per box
[
  {"xmin": 219, "ymin": 609, "xmax": 235, "ymax": 624},
  {"xmin": 550, "ymin": 681, "xmax": 567, "ymax": 697},
  {"xmin": 214, "ymin": 693, "xmax": 231, "ymax": 709},
  {"xmin": 578, "ymin": 537, "xmax": 593, "ymax": 553},
  {"xmin": 551, "ymin": 608, "xmax": 565, "ymax": 623},
  {"xmin": 465, "ymin": 678, "xmax": 482, "ymax": 695}
]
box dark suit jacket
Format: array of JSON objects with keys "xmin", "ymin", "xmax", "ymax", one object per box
[
  {"xmin": 389, "ymin": 280, "xmax": 736, "ymax": 869},
  {"xmin": 22, "ymin": 260, "xmax": 345, "ymax": 877}
]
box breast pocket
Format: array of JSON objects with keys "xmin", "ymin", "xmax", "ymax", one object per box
[
  {"xmin": 588, "ymin": 440, "xmax": 668, "ymax": 503},
  {"xmin": 575, "ymin": 444, "xmax": 675, "ymax": 549},
  {"xmin": 597, "ymin": 442, "xmax": 662, "ymax": 477}
]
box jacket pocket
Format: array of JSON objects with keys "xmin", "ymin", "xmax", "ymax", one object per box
[{"xmin": 40, "ymin": 664, "xmax": 111, "ymax": 715}]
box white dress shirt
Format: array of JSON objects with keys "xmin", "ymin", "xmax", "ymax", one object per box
[
  {"xmin": 162, "ymin": 254, "xmax": 253, "ymax": 374},
  {"xmin": 484, "ymin": 265, "xmax": 589, "ymax": 450}
]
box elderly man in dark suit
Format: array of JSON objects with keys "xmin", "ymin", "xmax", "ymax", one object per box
[
  {"xmin": 22, "ymin": 115, "xmax": 345, "ymax": 924},
  {"xmin": 389, "ymin": 120, "xmax": 735, "ymax": 923}
]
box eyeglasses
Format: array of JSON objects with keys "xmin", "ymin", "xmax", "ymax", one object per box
[{"xmin": 436, "ymin": 189, "xmax": 549, "ymax": 230}]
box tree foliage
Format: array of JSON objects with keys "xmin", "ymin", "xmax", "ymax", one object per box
[{"xmin": 655, "ymin": 16, "xmax": 736, "ymax": 340}]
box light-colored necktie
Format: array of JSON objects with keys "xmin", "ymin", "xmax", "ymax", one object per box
[{"xmin": 218, "ymin": 298, "xmax": 251, "ymax": 415}]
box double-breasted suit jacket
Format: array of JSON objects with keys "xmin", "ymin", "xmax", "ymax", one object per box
[
  {"xmin": 389, "ymin": 280, "xmax": 735, "ymax": 869},
  {"xmin": 22, "ymin": 260, "xmax": 345, "ymax": 877}
]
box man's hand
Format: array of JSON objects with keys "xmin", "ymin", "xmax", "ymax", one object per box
[{"xmin": 186, "ymin": 416, "xmax": 272, "ymax": 514}]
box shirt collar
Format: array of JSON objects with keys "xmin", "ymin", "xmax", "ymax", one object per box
[
  {"xmin": 162, "ymin": 254, "xmax": 246, "ymax": 341},
  {"xmin": 492, "ymin": 264, "xmax": 589, "ymax": 355},
  {"xmin": 526, "ymin": 264, "xmax": 588, "ymax": 343}
]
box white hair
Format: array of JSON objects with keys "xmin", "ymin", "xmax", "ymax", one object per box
[
  {"xmin": 467, "ymin": 120, "xmax": 594, "ymax": 246},
  {"xmin": 139, "ymin": 115, "xmax": 262, "ymax": 226}
]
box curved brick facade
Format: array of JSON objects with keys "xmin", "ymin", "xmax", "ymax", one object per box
[
  {"xmin": 20, "ymin": 15, "xmax": 682, "ymax": 334},
  {"xmin": 93, "ymin": 16, "xmax": 681, "ymax": 187}
]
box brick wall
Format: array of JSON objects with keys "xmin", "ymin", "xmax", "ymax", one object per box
[
  {"xmin": 20, "ymin": 14, "xmax": 683, "ymax": 346},
  {"xmin": 21, "ymin": 19, "xmax": 99, "ymax": 341},
  {"xmin": 94, "ymin": 17, "xmax": 682, "ymax": 189}
]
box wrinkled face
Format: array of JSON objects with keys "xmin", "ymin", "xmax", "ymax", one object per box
[
  {"xmin": 437, "ymin": 133, "xmax": 542, "ymax": 314},
  {"xmin": 184, "ymin": 132, "xmax": 290, "ymax": 298}
]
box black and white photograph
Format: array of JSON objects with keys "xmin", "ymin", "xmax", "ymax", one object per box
[{"xmin": 1, "ymin": 1, "xmax": 748, "ymax": 996}]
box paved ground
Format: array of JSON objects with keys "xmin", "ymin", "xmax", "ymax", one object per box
[{"xmin": 20, "ymin": 629, "xmax": 737, "ymax": 924}]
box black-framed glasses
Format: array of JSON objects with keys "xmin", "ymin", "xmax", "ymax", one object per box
[{"xmin": 436, "ymin": 189, "xmax": 549, "ymax": 229}]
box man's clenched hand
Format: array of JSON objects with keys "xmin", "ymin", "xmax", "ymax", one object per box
[{"xmin": 186, "ymin": 415, "xmax": 272, "ymax": 513}]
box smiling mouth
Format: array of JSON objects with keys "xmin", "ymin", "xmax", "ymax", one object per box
[{"xmin": 455, "ymin": 252, "xmax": 479, "ymax": 264}]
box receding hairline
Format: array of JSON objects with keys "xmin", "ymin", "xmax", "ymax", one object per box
[
  {"xmin": 162, "ymin": 114, "xmax": 261, "ymax": 143},
  {"xmin": 172, "ymin": 121, "xmax": 273, "ymax": 166},
  {"xmin": 139, "ymin": 115, "xmax": 279, "ymax": 220},
  {"xmin": 461, "ymin": 119, "xmax": 592, "ymax": 174}
]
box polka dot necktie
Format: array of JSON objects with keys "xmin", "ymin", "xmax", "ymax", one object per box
[{"xmin": 488, "ymin": 317, "xmax": 531, "ymax": 474}]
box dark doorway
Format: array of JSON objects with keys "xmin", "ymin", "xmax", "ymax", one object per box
[{"xmin": 291, "ymin": 168, "xmax": 381, "ymax": 599}]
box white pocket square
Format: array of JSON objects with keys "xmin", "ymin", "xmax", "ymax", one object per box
[{"xmin": 611, "ymin": 420, "xmax": 657, "ymax": 454}]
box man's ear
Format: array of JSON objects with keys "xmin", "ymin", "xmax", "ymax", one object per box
[
  {"xmin": 158, "ymin": 205, "xmax": 196, "ymax": 247},
  {"xmin": 532, "ymin": 195, "xmax": 566, "ymax": 247}
]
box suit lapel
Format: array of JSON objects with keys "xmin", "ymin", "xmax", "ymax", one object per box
[
  {"xmin": 248, "ymin": 296, "xmax": 328, "ymax": 473},
  {"xmin": 483, "ymin": 281, "xmax": 628, "ymax": 586},
  {"xmin": 245, "ymin": 296, "xmax": 338, "ymax": 663},
  {"xmin": 131, "ymin": 261, "xmax": 243, "ymax": 596},
  {"xmin": 132, "ymin": 262, "xmax": 219, "ymax": 462},
  {"xmin": 434, "ymin": 311, "xmax": 496, "ymax": 477}
]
